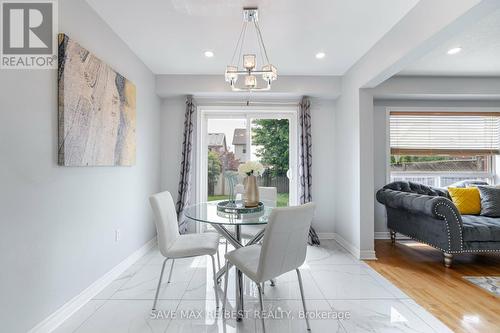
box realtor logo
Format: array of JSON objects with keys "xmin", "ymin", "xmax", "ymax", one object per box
[{"xmin": 1, "ymin": 0, "xmax": 57, "ymax": 69}]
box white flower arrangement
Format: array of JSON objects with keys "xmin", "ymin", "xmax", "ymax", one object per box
[{"xmin": 238, "ymin": 161, "xmax": 265, "ymax": 177}]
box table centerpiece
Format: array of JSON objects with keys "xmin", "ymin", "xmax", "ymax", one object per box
[{"xmin": 238, "ymin": 161, "xmax": 265, "ymax": 208}]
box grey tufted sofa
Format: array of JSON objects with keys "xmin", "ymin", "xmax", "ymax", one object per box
[{"xmin": 376, "ymin": 181, "xmax": 500, "ymax": 267}]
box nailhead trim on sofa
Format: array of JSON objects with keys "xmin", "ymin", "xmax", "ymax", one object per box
[{"xmin": 434, "ymin": 202, "xmax": 463, "ymax": 252}]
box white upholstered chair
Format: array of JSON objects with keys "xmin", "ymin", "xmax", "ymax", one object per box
[
  {"xmin": 149, "ymin": 191, "xmax": 220, "ymax": 310},
  {"xmin": 222, "ymin": 202, "xmax": 316, "ymax": 332},
  {"xmin": 239, "ymin": 186, "xmax": 278, "ymax": 240}
]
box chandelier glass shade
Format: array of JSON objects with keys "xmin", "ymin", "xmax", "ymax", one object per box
[{"xmin": 225, "ymin": 8, "xmax": 277, "ymax": 92}]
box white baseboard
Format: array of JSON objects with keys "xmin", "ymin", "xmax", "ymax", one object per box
[
  {"xmin": 28, "ymin": 237, "xmax": 157, "ymax": 333},
  {"xmin": 321, "ymin": 232, "xmax": 411, "ymax": 259},
  {"xmin": 359, "ymin": 249, "xmax": 378, "ymax": 260},
  {"xmin": 318, "ymin": 232, "xmax": 336, "ymax": 240},
  {"xmin": 327, "ymin": 233, "xmax": 377, "ymax": 260},
  {"xmin": 374, "ymin": 231, "xmax": 410, "ymax": 240}
]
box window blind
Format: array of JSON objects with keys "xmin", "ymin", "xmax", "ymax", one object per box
[{"xmin": 390, "ymin": 112, "xmax": 500, "ymax": 155}]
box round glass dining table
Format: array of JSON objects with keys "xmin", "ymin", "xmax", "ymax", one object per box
[
  {"xmin": 183, "ymin": 200, "xmax": 274, "ymax": 226},
  {"xmin": 183, "ymin": 200, "xmax": 275, "ymax": 320}
]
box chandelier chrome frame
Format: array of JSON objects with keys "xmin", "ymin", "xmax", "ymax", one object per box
[{"xmin": 225, "ymin": 8, "xmax": 277, "ymax": 92}]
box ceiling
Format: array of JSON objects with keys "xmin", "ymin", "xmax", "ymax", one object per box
[
  {"xmin": 86, "ymin": 0, "xmax": 418, "ymax": 75},
  {"xmin": 400, "ymin": 8, "xmax": 500, "ymax": 76}
]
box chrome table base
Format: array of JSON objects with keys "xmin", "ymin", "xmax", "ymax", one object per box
[{"xmin": 210, "ymin": 223, "xmax": 265, "ymax": 321}]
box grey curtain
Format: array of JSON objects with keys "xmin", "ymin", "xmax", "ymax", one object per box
[
  {"xmin": 299, "ymin": 96, "xmax": 320, "ymax": 245},
  {"xmin": 176, "ymin": 96, "xmax": 196, "ymax": 234}
]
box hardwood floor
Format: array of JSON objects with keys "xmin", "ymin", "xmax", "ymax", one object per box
[{"xmin": 366, "ymin": 240, "xmax": 500, "ymax": 333}]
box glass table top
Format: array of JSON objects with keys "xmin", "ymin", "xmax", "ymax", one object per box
[{"xmin": 184, "ymin": 200, "xmax": 274, "ymax": 225}]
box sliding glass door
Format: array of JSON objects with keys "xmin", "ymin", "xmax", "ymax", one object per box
[{"xmin": 197, "ymin": 106, "xmax": 298, "ymax": 210}]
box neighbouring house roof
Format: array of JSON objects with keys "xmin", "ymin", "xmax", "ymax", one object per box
[
  {"xmin": 208, "ymin": 133, "xmax": 227, "ymax": 150},
  {"xmin": 232, "ymin": 128, "xmax": 247, "ymax": 145}
]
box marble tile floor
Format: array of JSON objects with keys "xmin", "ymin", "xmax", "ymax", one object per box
[{"xmin": 54, "ymin": 240, "xmax": 453, "ymax": 333}]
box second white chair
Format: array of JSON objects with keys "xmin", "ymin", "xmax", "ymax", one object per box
[
  {"xmin": 237, "ymin": 185, "xmax": 278, "ymax": 240},
  {"xmin": 222, "ymin": 202, "xmax": 316, "ymax": 332}
]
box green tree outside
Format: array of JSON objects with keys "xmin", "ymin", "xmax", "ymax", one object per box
[
  {"xmin": 252, "ymin": 119, "xmax": 289, "ymax": 176},
  {"xmin": 207, "ymin": 150, "xmax": 222, "ymax": 195}
]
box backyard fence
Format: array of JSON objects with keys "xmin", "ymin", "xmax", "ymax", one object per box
[
  {"xmin": 213, "ymin": 172, "xmax": 289, "ymax": 195},
  {"xmin": 257, "ymin": 173, "xmax": 289, "ymax": 193}
]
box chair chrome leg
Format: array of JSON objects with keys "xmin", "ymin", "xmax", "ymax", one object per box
[
  {"xmin": 296, "ymin": 269, "xmax": 311, "ymax": 331},
  {"xmin": 256, "ymin": 283, "xmax": 266, "ymax": 333},
  {"xmin": 222, "ymin": 260, "xmax": 229, "ymax": 313},
  {"xmin": 167, "ymin": 259, "xmax": 175, "ymax": 283},
  {"xmin": 225, "ymin": 240, "xmax": 228, "ymax": 254},
  {"xmin": 210, "ymin": 255, "xmax": 219, "ymax": 308},
  {"xmin": 152, "ymin": 258, "xmax": 169, "ymax": 311},
  {"xmin": 216, "ymin": 247, "xmax": 221, "ymax": 271}
]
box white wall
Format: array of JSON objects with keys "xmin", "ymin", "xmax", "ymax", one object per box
[
  {"xmin": 373, "ymin": 99, "xmax": 500, "ymax": 234},
  {"xmin": 310, "ymin": 98, "xmax": 336, "ymax": 234},
  {"xmin": 0, "ymin": 1, "xmax": 161, "ymax": 332},
  {"xmin": 333, "ymin": 78, "xmax": 375, "ymax": 259},
  {"xmin": 159, "ymin": 97, "xmax": 336, "ymax": 234}
]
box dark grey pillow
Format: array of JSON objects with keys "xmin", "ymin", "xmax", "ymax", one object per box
[
  {"xmin": 449, "ymin": 180, "xmax": 489, "ymax": 188},
  {"xmin": 477, "ymin": 186, "xmax": 500, "ymax": 217}
]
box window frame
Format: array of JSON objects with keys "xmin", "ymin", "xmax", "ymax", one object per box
[{"xmin": 385, "ymin": 107, "xmax": 500, "ymax": 186}]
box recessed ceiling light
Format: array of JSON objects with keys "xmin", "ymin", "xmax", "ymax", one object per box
[
  {"xmin": 447, "ymin": 47, "xmax": 462, "ymax": 55},
  {"xmin": 204, "ymin": 50, "xmax": 214, "ymax": 58},
  {"xmin": 315, "ymin": 52, "xmax": 326, "ymax": 59}
]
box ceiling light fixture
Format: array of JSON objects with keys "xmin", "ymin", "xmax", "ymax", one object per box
[
  {"xmin": 225, "ymin": 8, "xmax": 277, "ymax": 92},
  {"xmin": 315, "ymin": 52, "xmax": 326, "ymax": 59},
  {"xmin": 204, "ymin": 50, "xmax": 214, "ymax": 58},
  {"xmin": 447, "ymin": 47, "xmax": 462, "ymax": 55}
]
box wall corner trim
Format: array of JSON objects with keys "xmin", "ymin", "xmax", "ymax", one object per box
[
  {"xmin": 330, "ymin": 233, "xmax": 378, "ymax": 260},
  {"xmin": 28, "ymin": 237, "xmax": 157, "ymax": 333}
]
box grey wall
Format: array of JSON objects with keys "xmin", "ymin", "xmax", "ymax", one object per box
[
  {"xmin": 310, "ymin": 98, "xmax": 336, "ymax": 233},
  {"xmin": 160, "ymin": 97, "xmax": 185, "ymax": 196},
  {"xmin": 373, "ymin": 99, "xmax": 500, "ymax": 234},
  {"xmin": 159, "ymin": 97, "xmax": 336, "ymax": 234},
  {"xmin": 0, "ymin": 1, "xmax": 161, "ymax": 332}
]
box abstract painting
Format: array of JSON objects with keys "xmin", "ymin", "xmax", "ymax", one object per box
[{"xmin": 58, "ymin": 33, "xmax": 136, "ymax": 166}]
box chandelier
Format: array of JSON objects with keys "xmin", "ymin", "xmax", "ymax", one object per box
[{"xmin": 225, "ymin": 8, "xmax": 277, "ymax": 92}]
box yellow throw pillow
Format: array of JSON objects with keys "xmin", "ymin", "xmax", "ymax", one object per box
[{"xmin": 448, "ymin": 187, "xmax": 481, "ymax": 215}]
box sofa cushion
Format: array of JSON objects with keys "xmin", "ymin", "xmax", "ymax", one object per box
[
  {"xmin": 448, "ymin": 187, "xmax": 481, "ymax": 215},
  {"xmin": 477, "ymin": 186, "xmax": 500, "ymax": 217},
  {"xmin": 462, "ymin": 215, "xmax": 500, "ymax": 242}
]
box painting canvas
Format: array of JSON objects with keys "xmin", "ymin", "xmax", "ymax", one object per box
[{"xmin": 58, "ymin": 33, "xmax": 136, "ymax": 166}]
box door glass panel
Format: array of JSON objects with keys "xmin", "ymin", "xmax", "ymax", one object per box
[
  {"xmin": 251, "ymin": 118, "xmax": 290, "ymax": 207},
  {"xmin": 206, "ymin": 118, "xmax": 247, "ymax": 202}
]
